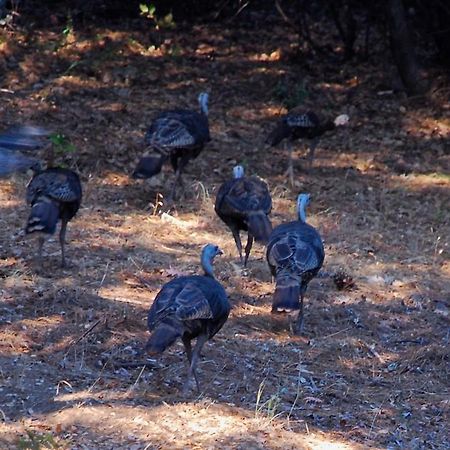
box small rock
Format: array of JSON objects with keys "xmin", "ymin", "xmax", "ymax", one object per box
[
  {"xmin": 366, "ymin": 275, "xmax": 385, "ymax": 286},
  {"xmin": 434, "ymin": 301, "xmax": 449, "ymax": 317}
]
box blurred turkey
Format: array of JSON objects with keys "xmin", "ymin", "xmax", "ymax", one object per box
[
  {"xmin": 266, "ymin": 193, "xmax": 324, "ymax": 334},
  {"xmin": 25, "ymin": 168, "xmax": 82, "ymax": 267},
  {"xmin": 133, "ymin": 92, "xmax": 210, "ymax": 200},
  {"xmin": 266, "ymin": 110, "xmax": 349, "ymax": 185},
  {"xmin": 145, "ymin": 244, "xmax": 230, "ymax": 392},
  {"xmin": 0, "ymin": 126, "xmax": 49, "ymax": 177},
  {"xmin": 215, "ymin": 165, "xmax": 272, "ymax": 266}
]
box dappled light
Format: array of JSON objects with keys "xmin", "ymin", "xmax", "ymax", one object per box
[
  {"xmin": 1, "ymin": 400, "xmax": 371, "ymax": 449},
  {"xmin": 1, "ymin": 1, "xmax": 449, "ymax": 449}
]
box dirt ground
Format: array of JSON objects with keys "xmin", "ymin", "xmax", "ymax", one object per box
[{"xmin": 0, "ymin": 12, "xmax": 449, "ymax": 450}]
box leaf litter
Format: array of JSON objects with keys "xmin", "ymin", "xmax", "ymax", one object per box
[{"xmin": 0, "ymin": 12, "xmax": 449, "ymax": 450}]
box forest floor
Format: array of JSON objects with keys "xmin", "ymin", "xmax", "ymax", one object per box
[{"xmin": 0, "ymin": 11, "xmax": 449, "ymax": 450}]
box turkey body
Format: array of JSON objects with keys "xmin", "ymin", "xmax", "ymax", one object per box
[
  {"xmin": 215, "ymin": 166, "xmax": 272, "ymax": 266},
  {"xmin": 25, "ymin": 167, "xmax": 82, "ymax": 267},
  {"xmin": 147, "ymin": 275, "xmax": 230, "ymax": 353},
  {"xmin": 266, "ymin": 111, "xmax": 324, "ymax": 146},
  {"xmin": 266, "ymin": 110, "xmax": 349, "ymax": 185},
  {"xmin": 133, "ymin": 93, "xmax": 210, "ymax": 200},
  {"xmin": 266, "ymin": 194, "xmax": 324, "ymax": 334},
  {"xmin": 145, "ymin": 244, "xmax": 230, "ymax": 392}
]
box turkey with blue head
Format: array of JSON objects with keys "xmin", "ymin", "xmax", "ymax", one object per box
[
  {"xmin": 266, "ymin": 193, "xmax": 325, "ymax": 334},
  {"xmin": 25, "ymin": 168, "xmax": 82, "ymax": 268},
  {"xmin": 0, "ymin": 125, "xmax": 82, "ymax": 267},
  {"xmin": 133, "ymin": 92, "xmax": 210, "ymax": 201},
  {"xmin": 266, "ymin": 110, "xmax": 349, "ymax": 185},
  {"xmin": 215, "ymin": 165, "xmax": 272, "ymax": 266},
  {"xmin": 0, "ymin": 126, "xmax": 49, "ymax": 177},
  {"xmin": 145, "ymin": 244, "xmax": 230, "ymax": 392}
]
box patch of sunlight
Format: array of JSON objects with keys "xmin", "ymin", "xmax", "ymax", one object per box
[
  {"xmin": 20, "ymin": 315, "xmax": 65, "ymax": 330},
  {"xmin": 91, "ymin": 172, "xmax": 134, "ymax": 186},
  {"xmin": 3, "ymin": 275, "xmax": 33, "ymax": 289},
  {"xmin": 404, "ymin": 117, "xmax": 450, "ymax": 137},
  {"xmin": 429, "ymin": 172, "xmax": 450, "ymax": 181},
  {"xmin": 0, "ymin": 197, "xmax": 23, "ymax": 208},
  {"xmin": 261, "ymin": 105, "xmax": 289, "ymax": 119},
  {"xmin": 304, "ymin": 435, "xmax": 368, "ymax": 450},
  {"xmin": 37, "ymin": 402, "xmax": 370, "ymax": 449},
  {"xmin": 339, "ymin": 154, "xmax": 384, "ymax": 172},
  {"xmin": 337, "ymin": 344, "xmax": 397, "ymax": 368},
  {"xmin": 55, "ymin": 74, "xmax": 90, "ymax": 86},
  {"xmin": 441, "ymin": 260, "xmax": 450, "ymax": 276},
  {"xmin": 393, "ymin": 173, "xmax": 450, "ymax": 189},
  {"xmin": 99, "ymin": 286, "xmax": 156, "ymax": 306},
  {"xmin": 165, "ymin": 80, "xmax": 199, "ymax": 91},
  {"xmin": 248, "ymin": 49, "xmax": 281, "ymax": 62},
  {"xmin": 316, "ymin": 81, "xmax": 348, "ymax": 93},
  {"xmin": 54, "ymin": 389, "xmax": 127, "ymax": 403}
]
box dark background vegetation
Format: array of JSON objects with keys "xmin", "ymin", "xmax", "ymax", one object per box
[{"xmin": 3, "ymin": 0, "xmax": 450, "ymax": 95}]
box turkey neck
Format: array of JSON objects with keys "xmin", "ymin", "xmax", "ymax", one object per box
[
  {"xmin": 297, "ymin": 198, "xmax": 308, "ymax": 223},
  {"xmin": 199, "ymin": 94, "xmax": 209, "ymax": 116},
  {"xmin": 201, "ymin": 255, "xmax": 215, "ymax": 278}
]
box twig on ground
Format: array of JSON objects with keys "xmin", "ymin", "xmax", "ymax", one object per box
[{"xmin": 62, "ymin": 319, "xmax": 102, "ymax": 358}]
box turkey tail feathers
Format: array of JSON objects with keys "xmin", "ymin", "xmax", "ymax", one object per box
[
  {"xmin": 25, "ymin": 197, "xmax": 59, "ymax": 235},
  {"xmin": 145, "ymin": 324, "xmax": 181, "ymax": 355},
  {"xmin": 266, "ymin": 122, "xmax": 290, "ymax": 146},
  {"xmin": 132, "ymin": 155, "xmax": 166, "ymax": 179},
  {"xmin": 272, "ymin": 273, "xmax": 301, "ymax": 313},
  {"xmin": 247, "ymin": 211, "xmax": 272, "ymax": 243}
]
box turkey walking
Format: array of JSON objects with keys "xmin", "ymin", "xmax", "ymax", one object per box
[
  {"xmin": 266, "ymin": 110, "xmax": 349, "ymax": 185},
  {"xmin": 133, "ymin": 92, "xmax": 210, "ymax": 201},
  {"xmin": 215, "ymin": 165, "xmax": 272, "ymax": 266},
  {"xmin": 266, "ymin": 193, "xmax": 324, "ymax": 334},
  {"xmin": 0, "ymin": 126, "xmax": 48, "ymax": 177},
  {"xmin": 145, "ymin": 244, "xmax": 230, "ymax": 392},
  {"xmin": 25, "ymin": 167, "xmax": 82, "ymax": 267}
]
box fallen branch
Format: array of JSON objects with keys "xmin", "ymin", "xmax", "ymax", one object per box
[
  {"xmin": 114, "ymin": 360, "xmax": 159, "ymax": 369},
  {"xmin": 63, "ymin": 319, "xmax": 103, "ymax": 358}
]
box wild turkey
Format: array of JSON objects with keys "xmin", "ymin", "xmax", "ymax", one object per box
[
  {"xmin": 0, "ymin": 126, "xmax": 48, "ymax": 177},
  {"xmin": 145, "ymin": 244, "xmax": 230, "ymax": 392},
  {"xmin": 25, "ymin": 168, "xmax": 82, "ymax": 267},
  {"xmin": 133, "ymin": 92, "xmax": 210, "ymax": 200},
  {"xmin": 266, "ymin": 193, "xmax": 324, "ymax": 334},
  {"xmin": 266, "ymin": 110, "xmax": 349, "ymax": 185},
  {"xmin": 215, "ymin": 165, "xmax": 272, "ymax": 266}
]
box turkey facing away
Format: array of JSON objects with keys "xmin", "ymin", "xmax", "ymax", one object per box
[
  {"xmin": 266, "ymin": 193, "xmax": 324, "ymax": 334},
  {"xmin": 25, "ymin": 167, "xmax": 82, "ymax": 267},
  {"xmin": 0, "ymin": 126, "xmax": 49, "ymax": 177},
  {"xmin": 133, "ymin": 92, "xmax": 210, "ymax": 200},
  {"xmin": 266, "ymin": 110, "xmax": 349, "ymax": 185},
  {"xmin": 145, "ymin": 244, "xmax": 230, "ymax": 392},
  {"xmin": 215, "ymin": 165, "xmax": 272, "ymax": 266}
]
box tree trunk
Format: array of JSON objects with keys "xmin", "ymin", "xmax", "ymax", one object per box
[
  {"xmin": 329, "ymin": 0, "xmax": 357, "ymax": 60},
  {"xmin": 387, "ymin": 0, "xmax": 425, "ymax": 95}
]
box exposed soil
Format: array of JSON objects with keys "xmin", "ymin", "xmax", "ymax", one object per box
[{"xmin": 0, "ymin": 12, "xmax": 449, "ymax": 450}]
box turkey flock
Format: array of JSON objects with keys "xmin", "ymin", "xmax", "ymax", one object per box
[{"xmin": 1, "ymin": 93, "xmax": 349, "ymax": 392}]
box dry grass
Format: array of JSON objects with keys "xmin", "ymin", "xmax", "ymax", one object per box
[{"xmin": 1, "ymin": 15, "xmax": 449, "ymax": 450}]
